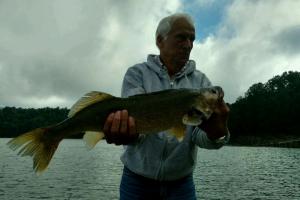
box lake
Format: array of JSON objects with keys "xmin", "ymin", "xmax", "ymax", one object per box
[{"xmin": 0, "ymin": 138, "xmax": 299, "ymax": 200}]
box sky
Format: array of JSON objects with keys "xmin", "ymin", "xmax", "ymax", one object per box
[{"xmin": 0, "ymin": 0, "xmax": 299, "ymax": 108}]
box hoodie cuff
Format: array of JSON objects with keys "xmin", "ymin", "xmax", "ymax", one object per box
[{"xmin": 208, "ymin": 129, "xmax": 230, "ymax": 145}]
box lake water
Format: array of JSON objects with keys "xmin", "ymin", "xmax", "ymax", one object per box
[{"xmin": 0, "ymin": 138, "xmax": 299, "ymax": 200}]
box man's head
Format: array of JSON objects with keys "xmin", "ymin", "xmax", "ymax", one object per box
[{"xmin": 156, "ymin": 13, "xmax": 195, "ymax": 75}]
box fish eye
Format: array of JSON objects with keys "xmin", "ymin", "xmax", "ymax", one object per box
[{"xmin": 210, "ymin": 88, "xmax": 217, "ymax": 94}]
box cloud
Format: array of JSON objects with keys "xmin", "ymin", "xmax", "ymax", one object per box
[
  {"xmin": 0, "ymin": 0, "xmax": 181, "ymax": 108},
  {"xmin": 273, "ymin": 25, "xmax": 300, "ymax": 55},
  {"xmin": 190, "ymin": 0, "xmax": 300, "ymax": 103},
  {"xmin": 0, "ymin": 0, "xmax": 299, "ymax": 107}
]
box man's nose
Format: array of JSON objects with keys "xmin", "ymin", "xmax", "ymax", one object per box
[{"xmin": 183, "ymin": 38, "xmax": 193, "ymax": 49}]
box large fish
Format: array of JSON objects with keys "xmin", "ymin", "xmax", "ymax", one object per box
[{"xmin": 7, "ymin": 86, "xmax": 224, "ymax": 173}]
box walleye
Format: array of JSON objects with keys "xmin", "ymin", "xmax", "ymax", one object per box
[{"xmin": 7, "ymin": 86, "xmax": 223, "ymax": 173}]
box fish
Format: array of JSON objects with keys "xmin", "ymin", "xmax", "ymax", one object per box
[{"xmin": 7, "ymin": 86, "xmax": 224, "ymax": 173}]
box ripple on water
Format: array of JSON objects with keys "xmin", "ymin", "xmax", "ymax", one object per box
[{"xmin": 1, "ymin": 139, "xmax": 299, "ymax": 200}]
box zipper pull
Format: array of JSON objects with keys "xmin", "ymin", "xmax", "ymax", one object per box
[{"xmin": 170, "ymin": 81, "xmax": 174, "ymax": 88}]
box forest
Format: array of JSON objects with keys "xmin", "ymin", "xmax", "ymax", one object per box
[
  {"xmin": 228, "ymin": 71, "xmax": 300, "ymax": 147},
  {"xmin": 1, "ymin": 71, "xmax": 300, "ymax": 147},
  {"xmin": 0, "ymin": 107, "xmax": 69, "ymax": 138}
]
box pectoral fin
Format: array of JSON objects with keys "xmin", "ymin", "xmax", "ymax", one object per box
[
  {"xmin": 167, "ymin": 126, "xmax": 186, "ymax": 142},
  {"xmin": 83, "ymin": 131, "xmax": 105, "ymax": 150},
  {"xmin": 182, "ymin": 110, "xmax": 203, "ymax": 126}
]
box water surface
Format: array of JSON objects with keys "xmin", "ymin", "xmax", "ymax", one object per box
[{"xmin": 1, "ymin": 139, "xmax": 299, "ymax": 200}]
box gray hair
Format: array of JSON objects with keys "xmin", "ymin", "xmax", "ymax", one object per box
[{"xmin": 155, "ymin": 13, "xmax": 195, "ymax": 40}]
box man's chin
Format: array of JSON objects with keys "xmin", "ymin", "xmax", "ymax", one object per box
[{"xmin": 176, "ymin": 59, "xmax": 188, "ymax": 67}]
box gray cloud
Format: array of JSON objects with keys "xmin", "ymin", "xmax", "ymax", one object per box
[
  {"xmin": 273, "ymin": 25, "xmax": 300, "ymax": 55},
  {"xmin": 191, "ymin": 0, "xmax": 300, "ymax": 103},
  {"xmin": 0, "ymin": 0, "xmax": 299, "ymax": 107},
  {"xmin": 0, "ymin": 0, "xmax": 180, "ymax": 108}
]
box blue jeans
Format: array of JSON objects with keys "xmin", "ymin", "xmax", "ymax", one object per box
[{"xmin": 120, "ymin": 167, "xmax": 196, "ymax": 200}]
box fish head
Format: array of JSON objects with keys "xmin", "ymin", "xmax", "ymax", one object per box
[{"xmin": 192, "ymin": 86, "xmax": 224, "ymax": 120}]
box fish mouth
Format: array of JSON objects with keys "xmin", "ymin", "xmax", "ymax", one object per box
[
  {"xmin": 190, "ymin": 107, "xmax": 208, "ymax": 120},
  {"xmin": 191, "ymin": 108, "xmax": 204, "ymax": 116},
  {"xmin": 183, "ymin": 107, "xmax": 208, "ymax": 126},
  {"xmin": 191, "ymin": 86, "xmax": 224, "ymax": 122}
]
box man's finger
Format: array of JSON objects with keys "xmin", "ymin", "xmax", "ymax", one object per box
[
  {"xmin": 103, "ymin": 113, "xmax": 115, "ymax": 144},
  {"xmin": 128, "ymin": 116, "xmax": 136, "ymax": 137},
  {"xmin": 109, "ymin": 111, "xmax": 121, "ymax": 144},
  {"xmin": 103, "ymin": 113, "xmax": 114, "ymax": 132},
  {"xmin": 120, "ymin": 110, "xmax": 128, "ymax": 134},
  {"xmin": 219, "ymin": 100, "xmax": 230, "ymax": 114},
  {"xmin": 111, "ymin": 111, "xmax": 121, "ymax": 133}
]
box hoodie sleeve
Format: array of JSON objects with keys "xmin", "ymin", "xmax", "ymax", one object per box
[
  {"xmin": 121, "ymin": 65, "xmax": 146, "ymax": 98},
  {"xmin": 191, "ymin": 127, "xmax": 230, "ymax": 149},
  {"xmin": 199, "ymin": 72, "xmax": 212, "ymax": 88}
]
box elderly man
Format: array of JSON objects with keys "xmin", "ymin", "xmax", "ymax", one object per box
[{"xmin": 103, "ymin": 13, "xmax": 230, "ymax": 200}]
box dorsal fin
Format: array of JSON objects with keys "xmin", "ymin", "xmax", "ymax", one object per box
[{"xmin": 68, "ymin": 91, "xmax": 114, "ymax": 117}]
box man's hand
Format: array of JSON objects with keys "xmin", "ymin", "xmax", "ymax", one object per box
[
  {"xmin": 103, "ymin": 110, "xmax": 138, "ymax": 145},
  {"xmin": 199, "ymin": 99, "xmax": 230, "ymax": 141}
]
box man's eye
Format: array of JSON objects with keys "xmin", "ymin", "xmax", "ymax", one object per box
[
  {"xmin": 176, "ymin": 35, "xmax": 195, "ymax": 42},
  {"xmin": 177, "ymin": 35, "xmax": 185, "ymax": 41}
]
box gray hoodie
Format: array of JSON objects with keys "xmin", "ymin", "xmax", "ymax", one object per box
[{"xmin": 120, "ymin": 54, "xmax": 229, "ymax": 181}]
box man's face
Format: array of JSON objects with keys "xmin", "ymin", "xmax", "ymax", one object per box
[{"xmin": 157, "ymin": 18, "xmax": 195, "ymax": 70}]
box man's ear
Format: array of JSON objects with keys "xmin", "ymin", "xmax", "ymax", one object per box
[{"xmin": 156, "ymin": 35, "xmax": 164, "ymax": 49}]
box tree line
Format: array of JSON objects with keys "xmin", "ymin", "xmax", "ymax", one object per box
[
  {"xmin": 0, "ymin": 107, "xmax": 69, "ymax": 138},
  {"xmin": 1, "ymin": 71, "xmax": 299, "ymax": 146},
  {"xmin": 228, "ymin": 71, "xmax": 300, "ymax": 146}
]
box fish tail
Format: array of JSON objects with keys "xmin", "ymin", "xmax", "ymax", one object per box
[{"xmin": 7, "ymin": 127, "xmax": 61, "ymax": 173}]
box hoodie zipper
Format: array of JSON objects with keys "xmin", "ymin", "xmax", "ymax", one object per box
[
  {"xmin": 157, "ymin": 138, "xmax": 168, "ymax": 180},
  {"xmin": 157, "ymin": 77, "xmax": 175, "ymax": 180},
  {"xmin": 170, "ymin": 81, "xmax": 174, "ymax": 88},
  {"xmin": 169, "ymin": 77, "xmax": 175, "ymax": 88}
]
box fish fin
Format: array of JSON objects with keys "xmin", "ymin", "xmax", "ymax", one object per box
[
  {"xmin": 168, "ymin": 126, "xmax": 186, "ymax": 141},
  {"xmin": 7, "ymin": 128, "xmax": 61, "ymax": 174},
  {"xmin": 182, "ymin": 111, "xmax": 203, "ymax": 126},
  {"xmin": 68, "ymin": 91, "xmax": 114, "ymax": 117},
  {"xmin": 83, "ymin": 131, "xmax": 105, "ymax": 150}
]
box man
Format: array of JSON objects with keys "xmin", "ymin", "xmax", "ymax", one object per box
[{"xmin": 103, "ymin": 13, "xmax": 230, "ymax": 199}]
